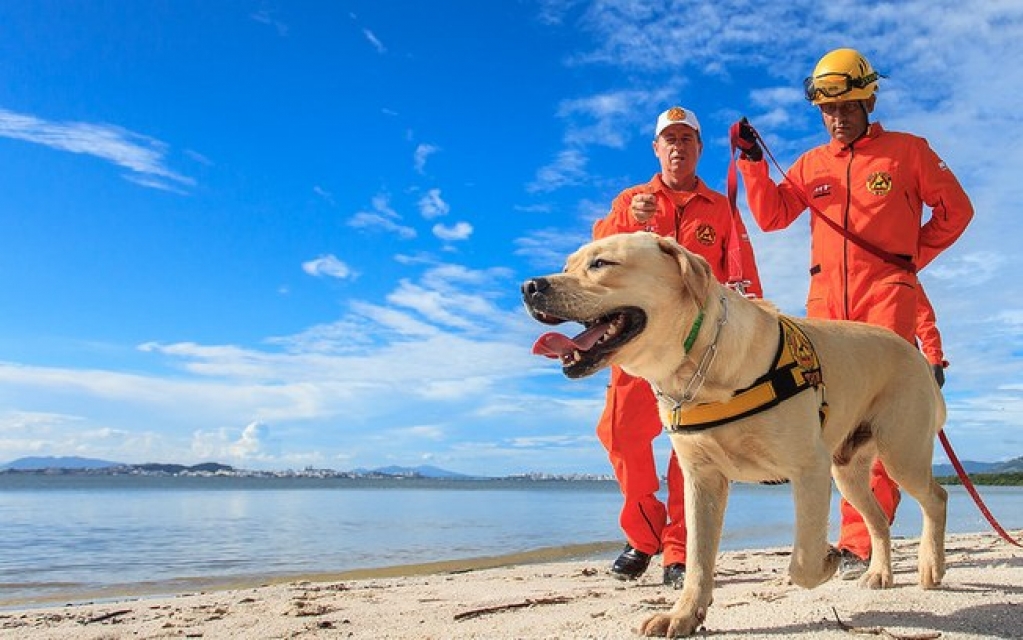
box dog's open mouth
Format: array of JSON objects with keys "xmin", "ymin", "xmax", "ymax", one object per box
[{"xmin": 530, "ymin": 307, "xmax": 645, "ymax": 377}]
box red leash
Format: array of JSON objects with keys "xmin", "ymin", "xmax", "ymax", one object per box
[
  {"xmin": 728, "ymin": 118, "xmax": 1023, "ymax": 547},
  {"xmin": 939, "ymin": 430, "xmax": 1023, "ymax": 547}
]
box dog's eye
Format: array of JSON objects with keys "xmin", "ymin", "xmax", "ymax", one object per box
[{"xmin": 589, "ymin": 258, "xmax": 617, "ymax": 270}]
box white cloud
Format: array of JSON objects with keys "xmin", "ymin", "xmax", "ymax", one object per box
[
  {"xmin": 230, "ymin": 421, "xmax": 270, "ymax": 457},
  {"xmin": 250, "ymin": 9, "xmax": 289, "ymax": 36},
  {"xmin": 528, "ymin": 149, "xmax": 588, "ymax": 192},
  {"xmin": 191, "ymin": 422, "xmax": 269, "ymax": 463},
  {"xmin": 387, "ymin": 281, "xmax": 484, "ymax": 331},
  {"xmin": 507, "ymin": 434, "xmax": 591, "ymax": 449},
  {"xmin": 432, "ymin": 221, "xmax": 473, "ymax": 241},
  {"xmin": 349, "ymin": 301, "xmax": 442, "ymax": 338},
  {"xmin": 362, "ymin": 28, "xmax": 386, "ymax": 53},
  {"xmin": 414, "ymin": 143, "xmax": 440, "ymax": 173},
  {"xmin": 0, "ymin": 410, "xmax": 84, "ymax": 434},
  {"xmin": 924, "ymin": 252, "xmax": 1004, "ymax": 288},
  {"xmin": 418, "ymin": 188, "xmax": 449, "ymax": 218},
  {"xmin": 514, "ymin": 228, "xmax": 592, "ymax": 270},
  {"xmin": 302, "ymin": 254, "xmax": 354, "ymax": 280},
  {"xmin": 392, "ymin": 425, "xmax": 445, "ymax": 440},
  {"xmin": 347, "ymin": 193, "xmax": 417, "ymax": 238},
  {"xmin": 313, "ymin": 185, "xmax": 335, "ymax": 205},
  {"xmin": 348, "ymin": 212, "xmax": 417, "ymax": 238},
  {"xmin": 558, "ymin": 88, "xmax": 675, "ymax": 148},
  {"xmin": 0, "ymin": 107, "xmax": 194, "ymax": 191}
]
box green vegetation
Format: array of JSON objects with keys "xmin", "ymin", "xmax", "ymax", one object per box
[{"xmin": 936, "ymin": 472, "xmax": 1023, "ymax": 486}]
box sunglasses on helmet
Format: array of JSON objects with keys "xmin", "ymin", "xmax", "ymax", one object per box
[{"xmin": 803, "ymin": 71, "xmax": 881, "ymax": 101}]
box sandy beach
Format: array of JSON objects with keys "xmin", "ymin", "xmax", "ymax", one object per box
[{"xmin": 2, "ymin": 531, "xmax": 1020, "ymax": 639}]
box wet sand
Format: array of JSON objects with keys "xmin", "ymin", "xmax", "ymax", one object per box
[{"xmin": 1, "ymin": 532, "xmax": 1020, "ymax": 639}]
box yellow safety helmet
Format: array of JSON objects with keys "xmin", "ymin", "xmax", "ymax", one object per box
[{"xmin": 803, "ymin": 48, "xmax": 881, "ymax": 105}]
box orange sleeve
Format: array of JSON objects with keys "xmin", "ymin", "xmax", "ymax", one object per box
[
  {"xmin": 593, "ymin": 187, "xmax": 645, "ymax": 240},
  {"xmin": 914, "ymin": 142, "xmax": 974, "ymax": 269},
  {"xmin": 915, "ymin": 285, "xmax": 947, "ymax": 367},
  {"xmin": 737, "ymin": 156, "xmax": 811, "ymax": 232}
]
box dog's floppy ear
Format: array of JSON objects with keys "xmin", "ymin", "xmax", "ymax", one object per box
[{"xmin": 656, "ymin": 236, "xmax": 713, "ymax": 301}]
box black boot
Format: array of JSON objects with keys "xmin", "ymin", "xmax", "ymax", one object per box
[
  {"xmin": 610, "ymin": 544, "xmax": 652, "ymax": 580},
  {"xmin": 663, "ymin": 563, "xmax": 687, "ymax": 589}
]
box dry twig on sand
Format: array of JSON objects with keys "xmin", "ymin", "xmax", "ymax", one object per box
[
  {"xmin": 81, "ymin": 609, "xmax": 132, "ymax": 625},
  {"xmin": 831, "ymin": 606, "xmax": 942, "ymax": 640},
  {"xmin": 454, "ymin": 596, "xmax": 572, "ymax": 621}
]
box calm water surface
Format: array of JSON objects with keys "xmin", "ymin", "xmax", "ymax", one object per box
[{"xmin": 1, "ymin": 475, "xmax": 1020, "ymax": 606}]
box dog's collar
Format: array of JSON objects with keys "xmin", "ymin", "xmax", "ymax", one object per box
[
  {"xmin": 654, "ymin": 295, "xmax": 728, "ymax": 408},
  {"xmin": 663, "ymin": 316, "xmax": 828, "ymax": 433},
  {"xmin": 682, "ymin": 305, "xmax": 705, "ymax": 354}
]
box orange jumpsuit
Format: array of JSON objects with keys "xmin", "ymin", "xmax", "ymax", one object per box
[
  {"xmin": 916, "ymin": 285, "xmax": 947, "ymax": 368},
  {"xmin": 592, "ymin": 174, "xmax": 763, "ymax": 565},
  {"xmin": 739, "ymin": 122, "xmax": 973, "ymax": 559}
]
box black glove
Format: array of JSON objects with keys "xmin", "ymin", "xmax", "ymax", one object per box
[
  {"xmin": 931, "ymin": 364, "xmax": 945, "ymax": 388},
  {"xmin": 737, "ymin": 117, "xmax": 763, "ymax": 162}
]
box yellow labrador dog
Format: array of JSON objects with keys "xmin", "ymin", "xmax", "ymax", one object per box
[{"xmin": 522, "ymin": 232, "xmax": 947, "ymax": 638}]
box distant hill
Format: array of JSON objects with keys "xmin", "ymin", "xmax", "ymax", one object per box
[
  {"xmin": 932, "ymin": 460, "xmax": 999, "ymax": 477},
  {"xmin": 356, "ymin": 465, "xmax": 474, "ymax": 479},
  {"xmin": 933, "ymin": 456, "xmax": 1023, "ymax": 477},
  {"xmin": 133, "ymin": 462, "xmax": 235, "ymax": 474},
  {"xmin": 0, "ymin": 456, "xmax": 123, "ymax": 470},
  {"xmin": 992, "ymin": 456, "xmax": 1023, "ymax": 472}
]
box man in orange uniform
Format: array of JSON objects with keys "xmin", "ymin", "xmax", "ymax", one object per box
[
  {"xmin": 593, "ymin": 106, "xmax": 763, "ymax": 588},
  {"xmin": 737, "ymin": 48, "xmax": 973, "ymax": 578}
]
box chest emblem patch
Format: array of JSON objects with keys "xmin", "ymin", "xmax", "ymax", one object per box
[
  {"xmin": 694, "ymin": 223, "xmax": 716, "ymax": 246},
  {"xmin": 866, "ymin": 171, "xmax": 893, "ymax": 196}
]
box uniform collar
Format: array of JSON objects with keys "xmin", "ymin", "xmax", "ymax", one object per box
[{"xmin": 651, "ymin": 173, "xmax": 713, "ymax": 201}]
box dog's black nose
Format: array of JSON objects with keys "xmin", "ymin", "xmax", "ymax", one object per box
[{"xmin": 522, "ymin": 277, "xmax": 550, "ymax": 298}]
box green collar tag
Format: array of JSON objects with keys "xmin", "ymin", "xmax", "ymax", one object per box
[{"xmin": 682, "ymin": 307, "xmax": 705, "ymax": 354}]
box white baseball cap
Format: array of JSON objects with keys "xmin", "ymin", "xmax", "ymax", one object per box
[{"xmin": 655, "ymin": 106, "xmax": 701, "ymax": 138}]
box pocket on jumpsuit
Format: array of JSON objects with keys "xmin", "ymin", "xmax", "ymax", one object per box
[{"xmin": 864, "ymin": 273, "xmax": 917, "ymax": 342}]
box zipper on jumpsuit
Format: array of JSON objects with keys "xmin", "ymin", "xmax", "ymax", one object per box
[
  {"xmin": 841, "ymin": 145, "xmax": 855, "ymax": 320},
  {"xmin": 673, "ymin": 200, "xmax": 685, "ymax": 244}
]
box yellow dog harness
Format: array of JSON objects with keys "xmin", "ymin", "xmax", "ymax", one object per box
[{"xmin": 665, "ymin": 317, "xmax": 828, "ymax": 432}]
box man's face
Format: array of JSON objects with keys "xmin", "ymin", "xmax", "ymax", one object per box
[
  {"xmin": 819, "ymin": 98, "xmax": 871, "ymax": 145},
  {"xmin": 653, "ymin": 124, "xmax": 701, "ymax": 177}
]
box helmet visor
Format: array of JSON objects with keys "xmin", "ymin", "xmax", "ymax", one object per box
[{"xmin": 803, "ymin": 71, "xmax": 880, "ymax": 102}]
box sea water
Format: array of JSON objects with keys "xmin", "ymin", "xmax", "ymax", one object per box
[{"xmin": 1, "ymin": 475, "xmax": 1020, "ymax": 607}]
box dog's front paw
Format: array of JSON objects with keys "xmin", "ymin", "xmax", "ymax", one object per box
[
  {"xmin": 638, "ymin": 608, "xmax": 705, "ymax": 638},
  {"xmin": 859, "ymin": 567, "xmax": 893, "ymax": 590},
  {"xmin": 823, "ymin": 545, "xmax": 841, "ymax": 580},
  {"xmin": 790, "ymin": 545, "xmax": 841, "ymax": 588},
  {"xmin": 918, "ymin": 560, "xmax": 944, "ymax": 589}
]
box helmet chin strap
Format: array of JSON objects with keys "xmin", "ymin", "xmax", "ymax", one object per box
[
  {"xmin": 836, "ymin": 101, "xmax": 871, "ymax": 149},
  {"xmin": 859, "ymin": 99, "xmax": 871, "ymax": 125},
  {"xmin": 849, "ymin": 102, "xmax": 871, "ymax": 146}
]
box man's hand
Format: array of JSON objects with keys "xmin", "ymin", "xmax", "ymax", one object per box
[
  {"xmin": 737, "ymin": 117, "xmax": 763, "ymax": 162},
  {"xmin": 932, "ymin": 363, "xmax": 945, "ymax": 388},
  {"xmin": 630, "ymin": 193, "xmax": 657, "ymax": 226}
]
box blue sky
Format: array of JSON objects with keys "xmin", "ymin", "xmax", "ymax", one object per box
[{"xmin": 1, "ymin": 1, "xmax": 1021, "ymax": 476}]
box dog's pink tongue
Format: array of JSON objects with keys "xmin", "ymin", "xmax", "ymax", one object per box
[{"xmin": 532, "ymin": 322, "xmax": 609, "ymax": 359}]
